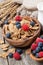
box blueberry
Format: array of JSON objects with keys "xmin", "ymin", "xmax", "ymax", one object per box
[
  {"xmin": 42, "ymin": 47, "xmax": 43, "ymax": 51},
  {"xmin": 16, "ymin": 24, "xmax": 21, "ymax": 29},
  {"xmin": 32, "ymin": 50, "xmax": 36, "ymax": 55},
  {"xmin": 6, "ymin": 33, "xmax": 11, "ymax": 38},
  {"xmin": 35, "ymin": 53, "xmax": 39, "ymax": 58},
  {"xmin": 16, "ymin": 49, "xmax": 23, "ymax": 54},
  {"xmin": 40, "ymin": 35, "xmax": 43, "ymax": 39},
  {"xmin": 38, "ymin": 42, "xmax": 43, "ymax": 47},
  {"xmin": 15, "ymin": 22, "xmax": 20, "ymax": 25},
  {"xmin": 4, "ymin": 20, "xmax": 8, "ymax": 24},
  {"xmin": 30, "ymin": 21, "xmax": 35, "ymax": 27},
  {"xmin": 8, "ymin": 53, "xmax": 13, "ymax": 58},
  {"xmin": 35, "ymin": 47, "xmax": 41, "ymax": 53}
]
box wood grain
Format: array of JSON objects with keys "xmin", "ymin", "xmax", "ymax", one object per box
[
  {"xmin": 0, "ymin": 20, "xmax": 43, "ymax": 65},
  {"xmin": 0, "ymin": 28, "xmax": 8, "ymax": 65}
]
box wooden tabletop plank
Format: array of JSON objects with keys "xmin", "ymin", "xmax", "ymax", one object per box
[
  {"xmin": 0, "ymin": 27, "xmax": 8, "ymax": 65},
  {"xmin": 21, "ymin": 53, "xmax": 30, "ymax": 65},
  {"xmin": 8, "ymin": 57, "xmax": 16, "ymax": 65},
  {"xmin": 22, "ymin": 55, "xmax": 43, "ymax": 65},
  {"xmin": 8, "ymin": 55, "xmax": 25, "ymax": 65},
  {"xmin": 0, "ymin": 58, "xmax": 8, "ymax": 65}
]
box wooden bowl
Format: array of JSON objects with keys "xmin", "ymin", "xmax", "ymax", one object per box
[
  {"xmin": 3, "ymin": 16, "xmax": 41, "ymax": 47},
  {"xmin": 30, "ymin": 53, "xmax": 43, "ymax": 61},
  {"xmin": 30, "ymin": 36, "xmax": 43, "ymax": 61}
]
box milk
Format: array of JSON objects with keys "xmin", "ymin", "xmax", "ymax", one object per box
[
  {"xmin": 37, "ymin": 2, "xmax": 43, "ymax": 26},
  {"xmin": 23, "ymin": 0, "xmax": 43, "ymax": 9}
]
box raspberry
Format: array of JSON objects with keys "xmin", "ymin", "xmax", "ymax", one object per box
[
  {"xmin": 22, "ymin": 24, "xmax": 29, "ymax": 31},
  {"xmin": 31, "ymin": 43, "xmax": 37, "ymax": 50},
  {"xmin": 38, "ymin": 51, "xmax": 43, "ymax": 58},
  {"xmin": 13, "ymin": 52, "xmax": 21, "ymax": 60},
  {"xmin": 15, "ymin": 16, "xmax": 22, "ymax": 21},
  {"xmin": 36, "ymin": 38, "xmax": 43, "ymax": 44}
]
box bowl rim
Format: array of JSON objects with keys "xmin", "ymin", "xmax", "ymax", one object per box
[
  {"xmin": 30, "ymin": 53, "xmax": 43, "ymax": 61},
  {"xmin": 2, "ymin": 16, "xmax": 41, "ymax": 46}
]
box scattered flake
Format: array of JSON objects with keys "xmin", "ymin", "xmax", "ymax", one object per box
[
  {"xmin": 0, "ymin": 39, "xmax": 4, "ymax": 44},
  {"xmin": 0, "ymin": 44, "xmax": 9, "ymax": 49}
]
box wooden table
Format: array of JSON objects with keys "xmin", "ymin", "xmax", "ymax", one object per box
[{"xmin": 0, "ymin": 27, "xmax": 43, "ymax": 65}]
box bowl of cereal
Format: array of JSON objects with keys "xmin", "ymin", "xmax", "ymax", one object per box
[{"xmin": 3, "ymin": 16, "xmax": 41, "ymax": 47}]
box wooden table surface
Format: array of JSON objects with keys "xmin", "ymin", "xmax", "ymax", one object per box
[{"xmin": 0, "ymin": 27, "xmax": 43, "ymax": 65}]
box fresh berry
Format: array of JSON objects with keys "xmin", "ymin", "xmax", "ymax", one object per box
[
  {"xmin": 16, "ymin": 24, "xmax": 21, "ymax": 29},
  {"xmin": 16, "ymin": 49, "xmax": 23, "ymax": 54},
  {"xmin": 8, "ymin": 53, "xmax": 13, "ymax": 58},
  {"xmin": 13, "ymin": 52, "xmax": 21, "ymax": 60},
  {"xmin": 4, "ymin": 20, "xmax": 8, "ymax": 24},
  {"xmin": 42, "ymin": 47, "xmax": 43, "ymax": 51},
  {"xmin": 31, "ymin": 43, "xmax": 37, "ymax": 50},
  {"xmin": 35, "ymin": 53, "xmax": 39, "ymax": 58},
  {"xmin": 40, "ymin": 35, "xmax": 43, "ymax": 39},
  {"xmin": 30, "ymin": 21, "xmax": 35, "ymax": 27},
  {"xmin": 32, "ymin": 50, "xmax": 36, "ymax": 55},
  {"xmin": 15, "ymin": 16, "xmax": 22, "ymax": 21},
  {"xmin": 38, "ymin": 51, "xmax": 43, "ymax": 58},
  {"xmin": 35, "ymin": 47, "xmax": 41, "ymax": 53},
  {"xmin": 6, "ymin": 33, "xmax": 11, "ymax": 38},
  {"xmin": 15, "ymin": 22, "xmax": 20, "ymax": 25},
  {"xmin": 36, "ymin": 38, "xmax": 43, "ymax": 44},
  {"xmin": 38, "ymin": 42, "xmax": 43, "ymax": 47},
  {"xmin": 22, "ymin": 24, "xmax": 29, "ymax": 31}
]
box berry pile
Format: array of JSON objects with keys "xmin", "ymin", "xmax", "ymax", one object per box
[
  {"xmin": 8, "ymin": 48, "xmax": 23, "ymax": 60},
  {"xmin": 15, "ymin": 16, "xmax": 29, "ymax": 31},
  {"xmin": 31, "ymin": 35, "xmax": 43, "ymax": 58}
]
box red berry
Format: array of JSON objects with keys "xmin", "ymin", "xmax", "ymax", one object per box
[
  {"xmin": 39, "ymin": 51, "xmax": 43, "ymax": 58},
  {"xmin": 31, "ymin": 43, "xmax": 37, "ymax": 50},
  {"xmin": 13, "ymin": 52, "xmax": 21, "ymax": 60},
  {"xmin": 22, "ymin": 24, "xmax": 29, "ymax": 31},
  {"xmin": 36, "ymin": 38, "xmax": 43, "ymax": 44},
  {"xmin": 15, "ymin": 16, "xmax": 22, "ymax": 21}
]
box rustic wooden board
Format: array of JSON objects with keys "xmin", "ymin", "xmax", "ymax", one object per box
[
  {"xmin": 23, "ymin": 55, "xmax": 43, "ymax": 65},
  {"xmin": 0, "ymin": 27, "xmax": 8, "ymax": 65},
  {"xmin": 0, "ymin": 27, "xmax": 43, "ymax": 65},
  {"xmin": 0, "ymin": 48, "xmax": 8, "ymax": 65},
  {"xmin": 8, "ymin": 54, "xmax": 25, "ymax": 65},
  {"xmin": 8, "ymin": 53, "xmax": 43, "ymax": 65},
  {"xmin": 0, "ymin": 58, "xmax": 8, "ymax": 65}
]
